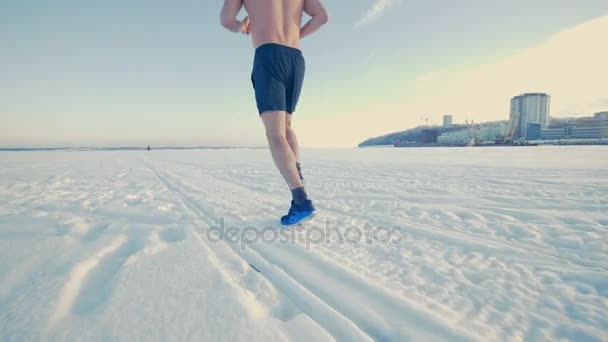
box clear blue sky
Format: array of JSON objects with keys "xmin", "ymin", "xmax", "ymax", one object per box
[{"xmin": 2, "ymin": 0, "xmax": 607, "ymax": 147}]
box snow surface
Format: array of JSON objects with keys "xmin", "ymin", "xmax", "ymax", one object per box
[{"xmin": 0, "ymin": 146, "xmax": 607, "ymax": 341}]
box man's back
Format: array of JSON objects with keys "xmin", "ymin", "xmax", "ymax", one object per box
[{"xmin": 243, "ymin": 0, "xmax": 305, "ymax": 49}]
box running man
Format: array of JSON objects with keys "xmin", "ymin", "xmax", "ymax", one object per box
[{"xmin": 220, "ymin": 0, "xmax": 328, "ymax": 226}]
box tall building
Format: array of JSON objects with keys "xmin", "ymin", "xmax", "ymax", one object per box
[
  {"xmin": 510, "ymin": 93, "xmax": 551, "ymax": 138},
  {"xmin": 443, "ymin": 115, "xmax": 453, "ymax": 126}
]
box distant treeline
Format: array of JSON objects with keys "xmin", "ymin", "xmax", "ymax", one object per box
[
  {"xmin": 358, "ymin": 120, "xmax": 507, "ymax": 147},
  {"xmin": 358, "ymin": 125, "xmax": 466, "ymax": 147},
  {"xmin": 0, "ymin": 146, "xmax": 265, "ymax": 152}
]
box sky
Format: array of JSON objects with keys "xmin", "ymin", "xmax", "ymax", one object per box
[{"xmin": 1, "ymin": 0, "xmax": 608, "ymax": 148}]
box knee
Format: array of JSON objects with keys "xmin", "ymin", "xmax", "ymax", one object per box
[
  {"xmin": 285, "ymin": 126, "xmax": 296, "ymax": 141},
  {"xmin": 266, "ymin": 131, "xmax": 287, "ymax": 146}
]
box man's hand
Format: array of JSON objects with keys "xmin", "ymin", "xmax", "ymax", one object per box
[{"xmin": 240, "ymin": 16, "xmax": 251, "ymax": 35}]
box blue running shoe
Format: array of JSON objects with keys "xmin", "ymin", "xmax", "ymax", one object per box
[{"xmin": 281, "ymin": 200, "xmax": 315, "ymax": 226}]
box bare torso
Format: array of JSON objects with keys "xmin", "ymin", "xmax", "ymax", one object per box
[{"xmin": 243, "ymin": 0, "xmax": 305, "ymax": 49}]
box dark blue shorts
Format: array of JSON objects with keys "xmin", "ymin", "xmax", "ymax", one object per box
[{"xmin": 251, "ymin": 43, "xmax": 305, "ymax": 115}]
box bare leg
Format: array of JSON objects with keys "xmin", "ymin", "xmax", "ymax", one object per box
[
  {"xmin": 285, "ymin": 113, "xmax": 300, "ymax": 162},
  {"xmin": 261, "ymin": 111, "xmax": 303, "ymax": 190}
]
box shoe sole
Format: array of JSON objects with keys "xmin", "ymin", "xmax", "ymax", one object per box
[{"xmin": 280, "ymin": 211, "xmax": 316, "ymax": 227}]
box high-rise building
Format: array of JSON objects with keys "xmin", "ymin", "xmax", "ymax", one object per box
[
  {"xmin": 510, "ymin": 93, "xmax": 551, "ymax": 138},
  {"xmin": 443, "ymin": 115, "xmax": 453, "ymax": 126}
]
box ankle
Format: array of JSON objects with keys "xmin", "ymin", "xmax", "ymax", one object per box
[{"xmin": 290, "ymin": 186, "xmax": 308, "ymax": 205}]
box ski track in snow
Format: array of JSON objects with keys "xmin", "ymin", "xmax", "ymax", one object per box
[
  {"xmin": 0, "ymin": 147, "xmax": 607, "ymax": 341},
  {"xmin": 146, "ymin": 164, "xmax": 373, "ymax": 341},
  {"xmin": 146, "ymin": 161, "xmax": 479, "ymax": 342}
]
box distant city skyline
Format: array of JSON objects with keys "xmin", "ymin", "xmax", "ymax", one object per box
[
  {"xmin": 1, "ymin": 1, "xmax": 608, "ymax": 147},
  {"xmin": 363, "ymin": 99, "xmax": 607, "ymax": 146}
]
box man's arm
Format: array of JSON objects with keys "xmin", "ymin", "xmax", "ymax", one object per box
[
  {"xmin": 220, "ymin": 0, "xmax": 249, "ymax": 33},
  {"xmin": 300, "ymin": 0, "xmax": 329, "ymax": 39}
]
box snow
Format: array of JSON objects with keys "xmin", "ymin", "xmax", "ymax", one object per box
[{"xmin": 0, "ymin": 146, "xmax": 607, "ymax": 341}]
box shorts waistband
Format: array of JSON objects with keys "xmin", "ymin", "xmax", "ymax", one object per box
[{"xmin": 255, "ymin": 43, "xmax": 302, "ymax": 54}]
